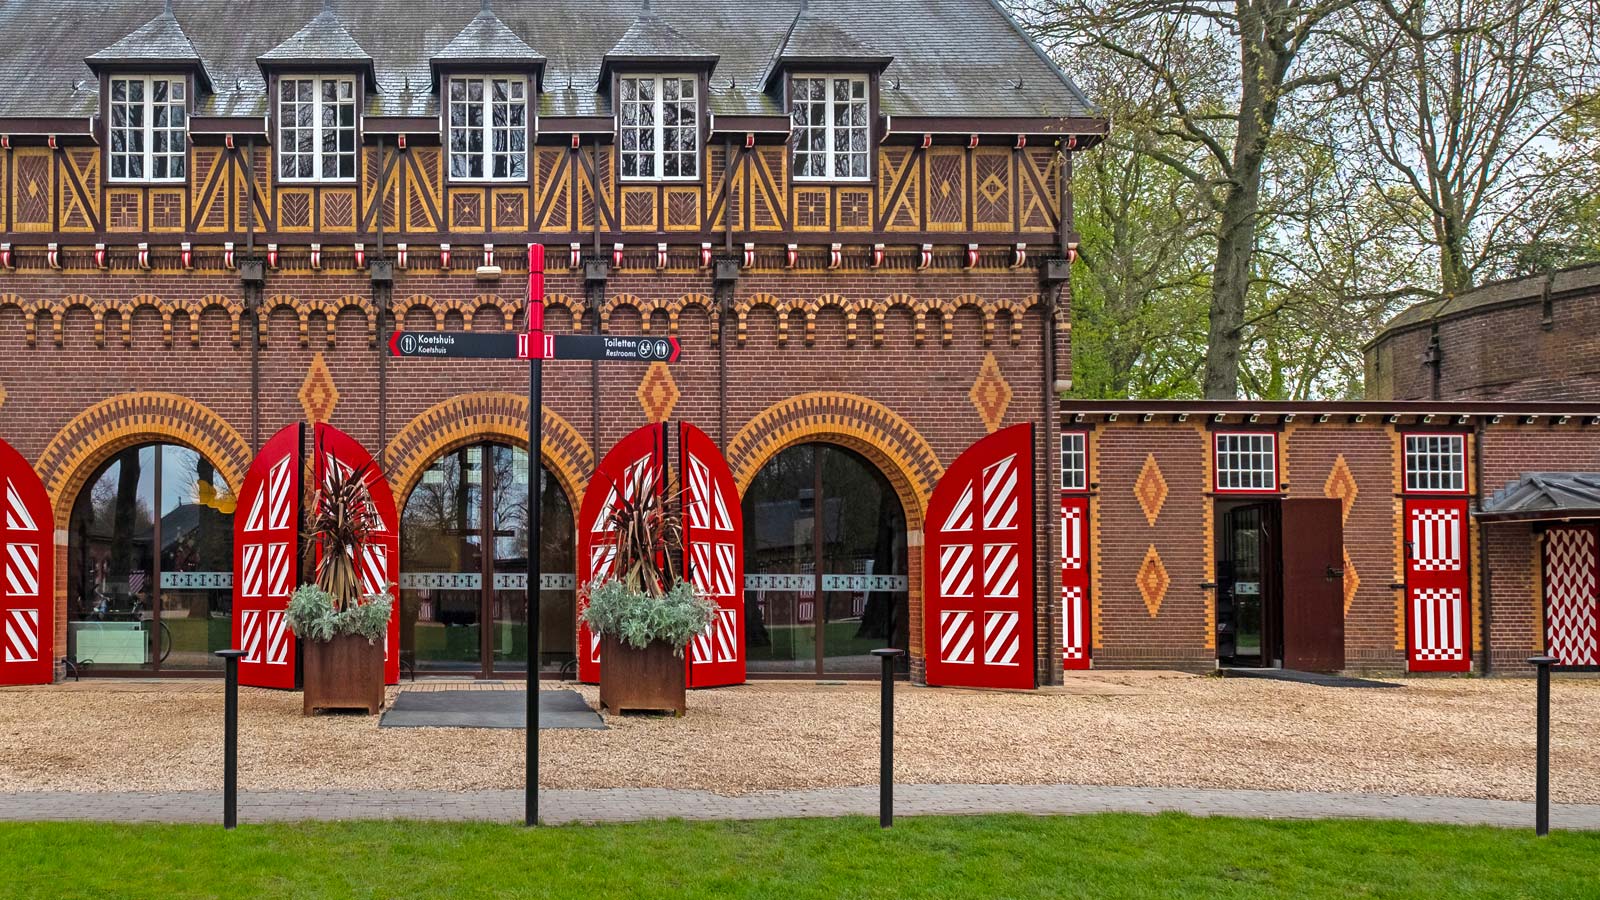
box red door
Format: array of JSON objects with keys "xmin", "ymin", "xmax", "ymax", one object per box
[
  {"xmin": 313, "ymin": 424, "xmax": 401, "ymax": 686},
  {"xmin": 680, "ymin": 423, "xmax": 745, "ymax": 687},
  {"xmin": 0, "ymin": 439, "xmax": 52, "ymax": 686},
  {"xmin": 1060, "ymin": 494, "xmax": 1090, "ymax": 670},
  {"xmin": 1543, "ymin": 525, "xmax": 1600, "ymax": 667},
  {"xmin": 233, "ymin": 424, "xmax": 303, "ymax": 689},
  {"xmin": 1404, "ymin": 498, "xmax": 1472, "ymax": 672},
  {"xmin": 575, "ymin": 424, "xmax": 665, "ymax": 684},
  {"xmin": 925, "ymin": 424, "xmax": 1035, "ymax": 689}
]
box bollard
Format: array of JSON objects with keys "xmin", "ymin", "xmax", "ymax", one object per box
[
  {"xmin": 871, "ymin": 648, "xmax": 905, "ymax": 828},
  {"xmin": 215, "ymin": 649, "xmax": 246, "ymax": 830},
  {"xmin": 1528, "ymin": 655, "xmax": 1559, "ymax": 836}
]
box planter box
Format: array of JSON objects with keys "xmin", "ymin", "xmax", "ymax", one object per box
[
  {"xmin": 599, "ymin": 634, "xmax": 686, "ymax": 716},
  {"xmin": 302, "ymin": 632, "xmax": 385, "ymax": 716}
]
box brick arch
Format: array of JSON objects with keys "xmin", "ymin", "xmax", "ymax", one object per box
[
  {"xmin": 385, "ymin": 392, "xmax": 593, "ymax": 511},
  {"xmin": 36, "ymin": 392, "xmax": 252, "ymax": 527},
  {"xmin": 727, "ymin": 392, "xmax": 941, "ymax": 531}
]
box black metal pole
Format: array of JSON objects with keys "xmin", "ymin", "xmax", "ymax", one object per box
[
  {"xmin": 871, "ymin": 648, "xmax": 904, "ymax": 828},
  {"xmin": 215, "ymin": 648, "xmax": 245, "ymax": 829},
  {"xmin": 1529, "ymin": 654, "xmax": 1558, "ymax": 836}
]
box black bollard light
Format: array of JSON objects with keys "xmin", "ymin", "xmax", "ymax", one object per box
[
  {"xmin": 215, "ymin": 649, "xmax": 246, "ymax": 830},
  {"xmin": 1528, "ymin": 655, "xmax": 1559, "ymax": 836},
  {"xmin": 871, "ymin": 648, "xmax": 905, "ymax": 828}
]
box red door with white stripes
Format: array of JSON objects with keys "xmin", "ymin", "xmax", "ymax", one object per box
[
  {"xmin": 233, "ymin": 424, "xmax": 302, "ymax": 689},
  {"xmin": 1060, "ymin": 429, "xmax": 1090, "ymax": 670},
  {"xmin": 925, "ymin": 423, "xmax": 1035, "ymax": 689},
  {"xmin": 1403, "ymin": 498, "xmax": 1471, "ymax": 672},
  {"xmin": 680, "ymin": 423, "xmax": 745, "ymax": 687},
  {"xmin": 1543, "ymin": 525, "xmax": 1599, "ymax": 667},
  {"xmin": 575, "ymin": 424, "xmax": 665, "ymax": 684},
  {"xmin": 0, "ymin": 439, "xmax": 52, "ymax": 685},
  {"xmin": 314, "ymin": 424, "xmax": 402, "ymax": 686}
]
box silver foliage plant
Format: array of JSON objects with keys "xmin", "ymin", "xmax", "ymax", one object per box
[
  {"xmin": 285, "ymin": 583, "xmax": 394, "ymax": 644},
  {"xmin": 580, "ymin": 578, "xmax": 717, "ymax": 657}
]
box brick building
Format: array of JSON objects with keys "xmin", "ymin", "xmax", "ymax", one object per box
[{"xmin": 0, "ymin": 0, "xmax": 1103, "ymax": 687}]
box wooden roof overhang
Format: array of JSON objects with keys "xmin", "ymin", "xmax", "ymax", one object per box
[
  {"xmin": 1060, "ymin": 400, "xmax": 1600, "ymax": 429},
  {"xmin": 883, "ymin": 114, "xmax": 1107, "ymax": 149},
  {"xmin": 0, "ymin": 116, "xmax": 97, "ymax": 146}
]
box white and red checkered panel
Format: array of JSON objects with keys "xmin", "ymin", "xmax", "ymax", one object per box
[
  {"xmin": 1543, "ymin": 525, "xmax": 1599, "ymax": 667},
  {"xmin": 575, "ymin": 423, "xmax": 665, "ymax": 684},
  {"xmin": 925, "ymin": 424, "xmax": 1035, "ymax": 689},
  {"xmin": 233, "ymin": 424, "xmax": 302, "ymax": 689},
  {"xmin": 680, "ymin": 422, "xmax": 745, "ymax": 688},
  {"xmin": 314, "ymin": 424, "xmax": 401, "ymax": 686},
  {"xmin": 0, "ymin": 439, "xmax": 51, "ymax": 685},
  {"xmin": 1061, "ymin": 495, "xmax": 1090, "ymax": 670},
  {"xmin": 1404, "ymin": 499, "xmax": 1471, "ymax": 672}
]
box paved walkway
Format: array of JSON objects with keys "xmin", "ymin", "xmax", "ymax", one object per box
[{"xmin": 1, "ymin": 784, "xmax": 1596, "ymax": 829}]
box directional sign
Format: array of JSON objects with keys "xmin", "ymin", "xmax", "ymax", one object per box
[
  {"xmin": 388, "ymin": 330, "xmax": 519, "ymax": 359},
  {"xmin": 521, "ymin": 333, "xmax": 681, "ymax": 363}
]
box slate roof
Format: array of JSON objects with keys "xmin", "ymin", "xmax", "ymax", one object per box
[
  {"xmin": 1480, "ymin": 473, "xmax": 1600, "ymax": 522},
  {"xmin": 84, "ymin": 5, "xmax": 215, "ymax": 91},
  {"xmin": 761, "ymin": 5, "xmax": 892, "ymax": 89},
  {"xmin": 432, "ymin": 4, "xmax": 545, "ymax": 73},
  {"xmin": 1374, "ymin": 262, "xmax": 1600, "ymax": 340},
  {"xmin": 0, "ymin": 0, "xmax": 1096, "ymax": 121}
]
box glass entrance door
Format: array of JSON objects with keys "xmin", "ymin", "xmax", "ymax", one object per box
[
  {"xmin": 1217, "ymin": 501, "xmax": 1279, "ymax": 667},
  {"xmin": 400, "ymin": 443, "xmax": 575, "ymax": 677}
]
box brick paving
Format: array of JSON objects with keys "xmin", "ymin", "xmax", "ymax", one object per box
[{"xmin": 1, "ymin": 784, "xmax": 1596, "ymax": 829}]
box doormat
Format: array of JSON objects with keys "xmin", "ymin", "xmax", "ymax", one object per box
[
  {"xmin": 1220, "ymin": 668, "xmax": 1402, "ymax": 689},
  {"xmin": 379, "ymin": 689, "xmax": 606, "ymax": 729}
]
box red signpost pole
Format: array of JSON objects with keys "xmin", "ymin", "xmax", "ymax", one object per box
[{"xmin": 526, "ymin": 243, "xmax": 544, "ymax": 827}]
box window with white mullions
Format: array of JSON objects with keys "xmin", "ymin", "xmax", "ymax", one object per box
[
  {"xmin": 109, "ymin": 76, "xmax": 187, "ymax": 182},
  {"xmin": 619, "ymin": 75, "xmax": 698, "ymax": 180},
  {"xmin": 1214, "ymin": 433, "xmax": 1278, "ymax": 492},
  {"xmin": 278, "ymin": 76, "xmax": 357, "ymax": 181},
  {"xmin": 449, "ymin": 76, "xmax": 528, "ymax": 181},
  {"xmin": 1060, "ymin": 432, "xmax": 1087, "ymax": 492},
  {"xmin": 791, "ymin": 75, "xmax": 869, "ymax": 181},
  {"xmin": 1404, "ymin": 434, "xmax": 1466, "ymax": 493}
]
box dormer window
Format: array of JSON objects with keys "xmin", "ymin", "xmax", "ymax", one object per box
[
  {"xmin": 109, "ymin": 76, "xmax": 187, "ymax": 182},
  {"xmin": 448, "ymin": 76, "xmax": 528, "ymax": 181},
  {"xmin": 619, "ymin": 75, "xmax": 699, "ymax": 180},
  {"xmin": 792, "ymin": 75, "xmax": 869, "ymax": 181},
  {"xmin": 278, "ymin": 76, "xmax": 357, "ymax": 181}
]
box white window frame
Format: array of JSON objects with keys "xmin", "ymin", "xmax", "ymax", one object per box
[
  {"xmin": 276, "ymin": 75, "xmax": 358, "ymax": 183},
  {"xmin": 1404, "ymin": 434, "xmax": 1468, "ymax": 494},
  {"xmin": 1060, "ymin": 432, "xmax": 1088, "ymax": 492},
  {"xmin": 617, "ymin": 74, "xmax": 700, "ymax": 181},
  {"xmin": 108, "ymin": 75, "xmax": 188, "ymax": 183},
  {"xmin": 447, "ymin": 75, "xmax": 530, "ymax": 182},
  {"xmin": 1214, "ymin": 432, "xmax": 1279, "ymax": 494},
  {"xmin": 790, "ymin": 74, "xmax": 870, "ymax": 182}
]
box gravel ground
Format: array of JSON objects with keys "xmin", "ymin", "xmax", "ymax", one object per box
[{"xmin": 1, "ymin": 674, "xmax": 1596, "ymax": 803}]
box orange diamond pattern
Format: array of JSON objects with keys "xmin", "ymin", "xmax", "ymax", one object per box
[
  {"xmin": 0, "ymin": 381, "xmax": 7, "ymax": 410},
  {"xmin": 968, "ymin": 352, "xmax": 1012, "ymax": 433},
  {"xmin": 1137, "ymin": 545, "xmax": 1169, "ymax": 617},
  {"xmin": 1343, "ymin": 549, "xmax": 1360, "ymax": 614},
  {"xmin": 1324, "ymin": 455, "xmax": 1359, "ymax": 524},
  {"xmin": 1134, "ymin": 454, "xmax": 1167, "ymax": 526},
  {"xmin": 298, "ymin": 352, "xmax": 339, "ymax": 425},
  {"xmin": 636, "ymin": 361, "xmax": 679, "ymax": 423}
]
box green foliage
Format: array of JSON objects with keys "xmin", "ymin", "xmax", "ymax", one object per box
[
  {"xmin": 580, "ymin": 578, "xmax": 717, "ymax": 655},
  {"xmin": 284, "ymin": 583, "xmax": 393, "ymax": 644}
]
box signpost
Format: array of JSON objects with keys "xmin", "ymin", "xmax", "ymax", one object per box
[{"xmin": 388, "ymin": 244, "xmax": 681, "ymax": 827}]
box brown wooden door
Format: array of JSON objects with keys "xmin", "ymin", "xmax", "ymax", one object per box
[{"xmin": 1280, "ymin": 498, "xmax": 1345, "ymax": 672}]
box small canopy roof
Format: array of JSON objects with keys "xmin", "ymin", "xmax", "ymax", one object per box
[
  {"xmin": 257, "ymin": 2, "xmax": 376, "ymax": 88},
  {"xmin": 1478, "ymin": 473, "xmax": 1600, "ymax": 523},
  {"xmin": 599, "ymin": 0, "xmax": 718, "ymax": 84},
  {"xmin": 431, "ymin": 1, "xmax": 545, "ymax": 84},
  {"xmin": 85, "ymin": 4, "xmax": 214, "ymax": 92},
  {"xmin": 761, "ymin": 3, "xmax": 892, "ymax": 90}
]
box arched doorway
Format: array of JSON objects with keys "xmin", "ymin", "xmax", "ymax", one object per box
[
  {"xmin": 742, "ymin": 443, "xmax": 909, "ymax": 675},
  {"xmin": 399, "ymin": 442, "xmax": 576, "ymax": 677},
  {"xmin": 66, "ymin": 444, "xmax": 236, "ymax": 672}
]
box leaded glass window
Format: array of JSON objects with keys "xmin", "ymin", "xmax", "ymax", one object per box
[
  {"xmin": 278, "ymin": 76, "xmax": 356, "ymax": 181},
  {"xmin": 109, "ymin": 76, "xmax": 187, "ymax": 182},
  {"xmin": 449, "ymin": 76, "xmax": 528, "ymax": 181},
  {"xmin": 619, "ymin": 75, "xmax": 698, "ymax": 180},
  {"xmin": 791, "ymin": 75, "xmax": 869, "ymax": 181}
]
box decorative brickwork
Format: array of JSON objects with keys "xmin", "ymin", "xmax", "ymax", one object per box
[
  {"xmin": 35, "ymin": 392, "xmax": 252, "ymax": 526},
  {"xmin": 1136, "ymin": 545, "xmax": 1168, "ymax": 617},
  {"xmin": 0, "ymin": 292, "xmax": 246, "ymax": 349},
  {"xmin": 298, "ymin": 353, "xmax": 339, "ymax": 425},
  {"xmin": 968, "ymin": 351, "xmax": 1012, "ymax": 433},
  {"xmin": 384, "ymin": 392, "xmax": 592, "ymax": 511},
  {"xmin": 636, "ymin": 362, "xmax": 679, "ymax": 424},
  {"xmin": 1324, "ymin": 455, "xmax": 1358, "ymax": 523},
  {"xmin": 1134, "ymin": 454, "xmax": 1167, "ymax": 526}
]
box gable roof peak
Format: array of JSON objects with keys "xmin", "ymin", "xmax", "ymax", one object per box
[
  {"xmin": 762, "ymin": 1, "xmax": 892, "ymax": 89},
  {"xmin": 85, "ymin": 2, "xmax": 215, "ymax": 91},
  {"xmin": 257, "ymin": 2, "xmax": 376, "ymax": 86},
  {"xmin": 431, "ymin": 4, "xmax": 545, "ymax": 80},
  {"xmin": 600, "ymin": 0, "xmax": 719, "ymax": 83}
]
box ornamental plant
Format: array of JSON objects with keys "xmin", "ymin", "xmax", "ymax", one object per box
[
  {"xmin": 579, "ymin": 467, "xmax": 716, "ymax": 654},
  {"xmin": 285, "ymin": 458, "xmax": 393, "ymax": 643}
]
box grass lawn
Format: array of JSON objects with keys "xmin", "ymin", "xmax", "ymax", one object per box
[{"xmin": 3, "ymin": 813, "xmax": 1596, "ymax": 899}]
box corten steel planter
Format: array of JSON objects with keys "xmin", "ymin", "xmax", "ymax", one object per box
[
  {"xmin": 598, "ymin": 634, "xmax": 687, "ymax": 716},
  {"xmin": 301, "ymin": 633, "xmax": 385, "ymax": 716}
]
